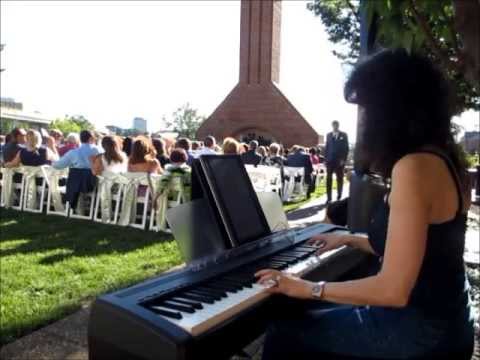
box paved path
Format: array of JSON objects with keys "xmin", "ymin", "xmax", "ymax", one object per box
[{"xmin": 0, "ymin": 306, "xmax": 90, "ymax": 360}]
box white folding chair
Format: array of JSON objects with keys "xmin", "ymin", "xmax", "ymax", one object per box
[
  {"xmin": 94, "ymin": 171, "xmax": 124, "ymax": 224},
  {"xmin": 45, "ymin": 167, "xmax": 70, "ymax": 217},
  {"xmin": 149, "ymin": 174, "xmax": 187, "ymax": 232},
  {"xmin": 282, "ymin": 166, "xmax": 306, "ymax": 202},
  {"xmin": 0, "ymin": 169, "xmax": 3, "ymax": 207},
  {"xmin": 263, "ymin": 166, "xmax": 282, "ymax": 194},
  {"xmin": 117, "ymin": 172, "xmax": 151, "ymax": 230},
  {"xmin": 245, "ymin": 165, "xmax": 270, "ymax": 192},
  {"xmin": 22, "ymin": 166, "xmax": 48, "ymax": 213},
  {"xmin": 0, "ymin": 167, "xmax": 14, "ymax": 208},
  {"xmin": 63, "ymin": 169, "xmax": 97, "ymax": 220},
  {"xmin": 69, "ymin": 190, "xmax": 97, "ymax": 220},
  {"xmin": 293, "ymin": 167, "xmax": 307, "ymax": 198},
  {"xmin": 315, "ymin": 164, "xmax": 326, "ymax": 188},
  {"xmin": 9, "ymin": 167, "xmax": 26, "ymax": 211}
]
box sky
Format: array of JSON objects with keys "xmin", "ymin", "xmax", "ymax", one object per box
[{"xmin": 1, "ymin": 0, "xmax": 478, "ymax": 143}]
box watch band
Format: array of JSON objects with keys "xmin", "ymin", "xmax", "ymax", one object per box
[{"xmin": 311, "ymin": 281, "xmax": 326, "ymax": 299}]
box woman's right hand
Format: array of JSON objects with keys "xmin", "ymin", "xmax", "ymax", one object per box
[{"xmin": 307, "ymin": 233, "xmax": 347, "ymax": 255}]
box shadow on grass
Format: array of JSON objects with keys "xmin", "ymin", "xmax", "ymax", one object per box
[{"xmin": 0, "ymin": 208, "xmax": 172, "ymax": 264}]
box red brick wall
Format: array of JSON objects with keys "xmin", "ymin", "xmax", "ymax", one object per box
[
  {"xmin": 197, "ymin": 83, "xmax": 322, "ymax": 147},
  {"xmin": 197, "ymin": 0, "xmax": 321, "ymax": 148}
]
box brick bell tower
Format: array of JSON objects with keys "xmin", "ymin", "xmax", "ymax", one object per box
[{"xmin": 196, "ymin": 0, "xmax": 321, "ymax": 147}]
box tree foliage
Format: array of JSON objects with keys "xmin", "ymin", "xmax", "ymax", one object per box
[
  {"xmin": 165, "ymin": 103, "xmax": 205, "ymax": 139},
  {"xmin": 1, "ymin": 119, "xmax": 15, "ymax": 134},
  {"xmin": 49, "ymin": 114, "xmax": 95, "ymax": 135},
  {"xmin": 306, "ymin": 0, "xmax": 480, "ymax": 112}
]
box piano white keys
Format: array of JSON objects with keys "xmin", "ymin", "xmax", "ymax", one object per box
[
  {"xmin": 147, "ymin": 244, "xmax": 347, "ymax": 336},
  {"xmin": 285, "ymin": 247, "xmax": 345, "ymax": 277},
  {"xmin": 155, "ymin": 283, "xmax": 269, "ymax": 336}
]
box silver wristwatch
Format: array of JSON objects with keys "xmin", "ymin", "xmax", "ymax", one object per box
[{"xmin": 311, "ymin": 281, "xmax": 326, "ymax": 299}]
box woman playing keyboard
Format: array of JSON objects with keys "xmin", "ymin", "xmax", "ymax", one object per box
[{"xmin": 256, "ymin": 49, "xmax": 475, "ymax": 360}]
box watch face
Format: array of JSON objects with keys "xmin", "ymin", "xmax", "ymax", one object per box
[{"xmin": 312, "ymin": 284, "xmax": 322, "ymax": 298}]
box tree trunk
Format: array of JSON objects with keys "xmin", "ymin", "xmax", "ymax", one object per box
[{"xmin": 453, "ymin": 0, "xmax": 480, "ymax": 88}]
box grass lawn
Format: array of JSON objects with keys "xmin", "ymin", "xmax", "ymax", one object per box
[
  {"xmin": 0, "ymin": 209, "xmax": 182, "ymax": 345},
  {"xmin": 0, "ymin": 181, "xmax": 331, "ymax": 345},
  {"xmin": 282, "ymin": 181, "xmax": 329, "ymax": 213}
]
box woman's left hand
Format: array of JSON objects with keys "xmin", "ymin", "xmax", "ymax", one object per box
[{"xmin": 255, "ymin": 269, "xmax": 313, "ymax": 299}]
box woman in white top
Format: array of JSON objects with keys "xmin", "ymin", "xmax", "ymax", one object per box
[{"xmin": 91, "ymin": 135, "xmax": 127, "ymax": 175}]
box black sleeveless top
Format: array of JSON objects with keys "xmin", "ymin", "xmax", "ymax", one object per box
[
  {"xmin": 368, "ymin": 150, "xmax": 470, "ymax": 319},
  {"xmin": 20, "ymin": 148, "xmax": 49, "ymax": 166}
]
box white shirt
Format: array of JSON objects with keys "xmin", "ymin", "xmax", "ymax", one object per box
[{"xmin": 101, "ymin": 152, "xmax": 128, "ymax": 173}]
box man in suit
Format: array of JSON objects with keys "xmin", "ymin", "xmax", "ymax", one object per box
[
  {"xmin": 241, "ymin": 140, "xmax": 262, "ymax": 166},
  {"xmin": 325, "ymin": 120, "xmax": 349, "ymax": 202},
  {"xmin": 286, "ymin": 145, "xmax": 314, "ymax": 198}
]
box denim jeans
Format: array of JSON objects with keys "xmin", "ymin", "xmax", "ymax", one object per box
[{"xmin": 261, "ymin": 296, "xmax": 474, "ymax": 360}]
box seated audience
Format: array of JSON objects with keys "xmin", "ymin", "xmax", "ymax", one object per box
[
  {"xmin": 167, "ymin": 148, "xmax": 189, "ymax": 170},
  {"xmin": 152, "ymin": 138, "xmax": 170, "ymax": 168},
  {"xmin": 128, "ymin": 136, "xmax": 162, "ymax": 174},
  {"xmin": 122, "ymin": 136, "xmax": 133, "ymax": 157},
  {"xmin": 163, "ymin": 136, "xmax": 176, "ymax": 155},
  {"xmin": 52, "ymin": 130, "xmax": 99, "ymax": 209},
  {"xmin": 309, "ymin": 147, "xmax": 321, "ymax": 165},
  {"xmin": 3, "ymin": 128, "xmax": 26, "ymax": 163},
  {"xmin": 53, "ymin": 130, "xmax": 99, "ymax": 170},
  {"xmin": 222, "ymin": 137, "xmax": 240, "ymax": 155},
  {"xmin": 58, "ymin": 133, "xmax": 80, "ymax": 156},
  {"xmin": 259, "ymin": 145, "xmax": 270, "ymax": 164},
  {"xmin": 240, "ymin": 142, "xmax": 249, "ymax": 154},
  {"xmin": 196, "ymin": 135, "xmax": 217, "ymax": 156},
  {"xmin": 266, "ymin": 142, "xmax": 286, "ymax": 167},
  {"xmin": 191, "ymin": 141, "xmax": 200, "ymax": 152},
  {"xmin": 241, "ymin": 140, "xmax": 262, "ymax": 166},
  {"xmin": 95, "ymin": 132, "xmax": 106, "ymax": 152},
  {"xmin": 175, "ymin": 138, "xmax": 195, "ymax": 165},
  {"xmin": 6, "ymin": 130, "xmax": 58, "ymax": 167},
  {"xmin": 157, "ymin": 148, "xmax": 191, "ymax": 201},
  {"xmin": 91, "ymin": 135, "xmax": 128, "ymax": 175},
  {"xmin": 49, "ymin": 129, "xmax": 64, "ymax": 150}
]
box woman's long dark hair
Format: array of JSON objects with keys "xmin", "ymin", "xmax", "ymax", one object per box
[
  {"xmin": 345, "ymin": 49, "xmax": 468, "ymax": 188},
  {"xmin": 102, "ymin": 136, "xmax": 123, "ymax": 165}
]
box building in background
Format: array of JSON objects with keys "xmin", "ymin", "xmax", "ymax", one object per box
[
  {"xmin": 197, "ymin": 0, "xmax": 322, "ymax": 147},
  {"xmin": 1, "ymin": 97, "xmax": 52, "ymax": 134},
  {"xmin": 106, "ymin": 125, "xmax": 125, "ymax": 135},
  {"xmin": 106, "ymin": 125, "xmax": 147, "ymax": 137},
  {"xmin": 133, "ymin": 117, "xmax": 147, "ymax": 133}
]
